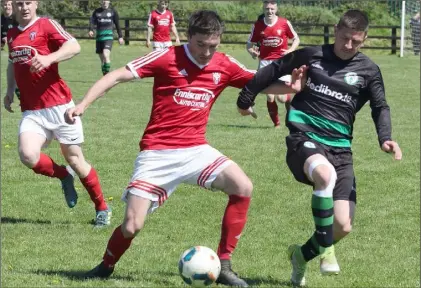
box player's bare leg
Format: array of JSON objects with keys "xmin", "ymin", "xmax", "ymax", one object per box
[
  {"xmin": 266, "ymin": 94, "xmax": 280, "ymax": 127},
  {"xmin": 18, "ymin": 131, "xmax": 77, "ymax": 207},
  {"xmin": 102, "ymin": 49, "xmax": 111, "ymax": 75},
  {"xmin": 61, "ymin": 143, "xmax": 111, "ymax": 226},
  {"xmin": 85, "ymin": 194, "xmax": 151, "ymax": 278},
  {"xmin": 320, "ymin": 200, "xmax": 355, "ymax": 275},
  {"xmin": 212, "ymin": 163, "xmax": 252, "ymax": 287}
]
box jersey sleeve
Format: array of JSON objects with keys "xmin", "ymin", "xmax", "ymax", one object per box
[
  {"xmin": 147, "ymin": 13, "xmax": 154, "ymax": 27},
  {"xmin": 44, "ymin": 19, "xmax": 75, "ymax": 49},
  {"xmin": 226, "ymin": 55, "xmax": 256, "ymax": 88},
  {"xmin": 89, "ymin": 10, "xmax": 97, "ymax": 31},
  {"xmin": 170, "ymin": 11, "xmax": 175, "ymax": 25},
  {"xmin": 113, "ymin": 9, "xmax": 123, "ymax": 38},
  {"xmin": 366, "ymin": 67, "xmax": 392, "ymax": 146},
  {"xmin": 286, "ymin": 20, "xmax": 298, "ymax": 39},
  {"xmin": 126, "ymin": 48, "xmax": 170, "ymax": 79},
  {"xmin": 247, "ymin": 23, "xmax": 260, "ymax": 43}
]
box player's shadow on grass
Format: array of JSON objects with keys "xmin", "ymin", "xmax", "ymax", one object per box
[
  {"xmin": 1, "ymin": 217, "xmax": 53, "ymax": 225},
  {"xmin": 32, "ymin": 269, "xmax": 135, "ymax": 281},
  {"xmin": 243, "ymin": 276, "xmax": 292, "ymax": 287}
]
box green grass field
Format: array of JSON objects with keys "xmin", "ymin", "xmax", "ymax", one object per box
[{"xmin": 1, "ymin": 42, "xmax": 420, "ymax": 287}]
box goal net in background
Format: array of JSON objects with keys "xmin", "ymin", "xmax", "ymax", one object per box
[{"xmin": 401, "ymin": 0, "xmax": 420, "ymax": 56}]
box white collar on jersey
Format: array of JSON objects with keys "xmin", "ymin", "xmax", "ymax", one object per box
[
  {"xmin": 183, "ymin": 44, "xmax": 209, "ymax": 69},
  {"xmin": 155, "ymin": 9, "xmax": 167, "ymax": 15},
  {"xmin": 264, "ymin": 16, "xmax": 278, "ymax": 27},
  {"xmin": 18, "ymin": 16, "xmax": 40, "ymax": 31}
]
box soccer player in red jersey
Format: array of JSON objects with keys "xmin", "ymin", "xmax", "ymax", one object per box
[
  {"xmin": 66, "ymin": 10, "xmax": 306, "ymax": 287},
  {"xmin": 247, "ymin": 0, "xmax": 300, "ymax": 127},
  {"xmin": 4, "ymin": 0, "xmax": 111, "ymax": 227},
  {"xmin": 146, "ymin": 0, "xmax": 180, "ymax": 50}
]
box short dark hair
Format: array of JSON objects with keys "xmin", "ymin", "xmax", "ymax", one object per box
[
  {"xmin": 187, "ymin": 10, "xmax": 225, "ymax": 37},
  {"xmin": 337, "ymin": 9, "xmax": 369, "ymax": 32}
]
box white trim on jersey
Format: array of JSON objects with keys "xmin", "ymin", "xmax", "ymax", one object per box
[
  {"xmin": 49, "ymin": 19, "xmax": 74, "ymax": 41},
  {"xmin": 183, "ymin": 44, "xmax": 208, "ymax": 69},
  {"xmin": 147, "ymin": 13, "xmax": 153, "ymax": 27},
  {"xmin": 126, "ymin": 48, "xmax": 170, "ymax": 78},
  {"xmin": 247, "ymin": 24, "xmax": 256, "ymax": 43},
  {"xmin": 18, "ymin": 17, "xmax": 40, "ymax": 31},
  {"xmin": 264, "ymin": 16, "xmax": 278, "ymax": 27},
  {"xmin": 227, "ymin": 55, "xmax": 256, "ymax": 74},
  {"xmin": 287, "ymin": 20, "xmax": 299, "ymax": 39}
]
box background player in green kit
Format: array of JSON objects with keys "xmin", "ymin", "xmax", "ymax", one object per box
[
  {"xmin": 89, "ymin": 0, "xmax": 124, "ymax": 75},
  {"xmin": 237, "ymin": 9, "xmax": 402, "ymax": 287}
]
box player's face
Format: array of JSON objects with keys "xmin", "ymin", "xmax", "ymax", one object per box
[
  {"xmin": 263, "ymin": 2, "xmax": 277, "ymax": 20},
  {"xmin": 334, "ymin": 26, "xmax": 367, "ymax": 60},
  {"xmin": 157, "ymin": 1, "xmax": 168, "ymax": 11},
  {"xmin": 3, "ymin": 1, "xmax": 13, "ymax": 16},
  {"xmin": 101, "ymin": 0, "xmax": 110, "ymax": 9},
  {"xmin": 188, "ymin": 33, "xmax": 221, "ymax": 65},
  {"xmin": 14, "ymin": 1, "xmax": 37, "ymax": 25}
]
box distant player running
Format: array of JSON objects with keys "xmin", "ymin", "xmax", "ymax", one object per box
[
  {"xmin": 146, "ymin": 0, "xmax": 180, "ymax": 50},
  {"xmin": 65, "ymin": 10, "xmax": 306, "ymax": 287},
  {"xmin": 238, "ymin": 9, "xmax": 402, "ymax": 287},
  {"xmin": 89, "ymin": 0, "xmax": 123, "ymax": 75},
  {"xmin": 1, "ymin": 0, "xmax": 18, "ymax": 50},
  {"xmin": 4, "ymin": 0, "xmax": 111, "ymax": 227},
  {"xmin": 247, "ymin": 0, "xmax": 300, "ymax": 127}
]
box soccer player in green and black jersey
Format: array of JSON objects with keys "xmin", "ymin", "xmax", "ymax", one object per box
[
  {"xmin": 237, "ymin": 9, "xmax": 402, "ymax": 287},
  {"xmin": 89, "ymin": 0, "xmax": 123, "ymax": 75}
]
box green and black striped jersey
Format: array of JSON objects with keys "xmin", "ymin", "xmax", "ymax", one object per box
[
  {"xmin": 238, "ymin": 44, "xmax": 392, "ymax": 149},
  {"xmin": 89, "ymin": 7, "xmax": 122, "ymax": 41}
]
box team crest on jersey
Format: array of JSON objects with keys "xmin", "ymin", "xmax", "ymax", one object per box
[
  {"xmin": 107, "ymin": 12, "xmax": 111, "ymax": 17},
  {"xmin": 29, "ymin": 31, "xmax": 36, "ymax": 41},
  {"xmin": 213, "ymin": 72, "xmax": 221, "ymax": 85},
  {"xmin": 277, "ymin": 29, "xmax": 282, "ymax": 35},
  {"xmin": 344, "ymin": 72, "xmax": 359, "ymax": 86}
]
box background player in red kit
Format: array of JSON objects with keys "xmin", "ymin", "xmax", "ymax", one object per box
[
  {"xmin": 4, "ymin": 0, "xmax": 111, "ymax": 227},
  {"xmin": 65, "ymin": 10, "xmax": 306, "ymax": 287},
  {"xmin": 146, "ymin": 0, "xmax": 180, "ymax": 50},
  {"xmin": 247, "ymin": 0, "xmax": 300, "ymax": 127}
]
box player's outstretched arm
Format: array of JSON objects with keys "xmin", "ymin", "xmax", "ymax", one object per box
[
  {"xmin": 4, "ymin": 62, "xmax": 16, "ymax": 113},
  {"xmin": 263, "ymin": 65, "xmax": 307, "ymax": 95},
  {"xmin": 65, "ymin": 66, "xmax": 135, "ymax": 124}
]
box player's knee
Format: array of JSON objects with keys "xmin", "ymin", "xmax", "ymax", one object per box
[
  {"xmin": 308, "ymin": 159, "xmax": 337, "ymax": 191},
  {"xmin": 235, "ymin": 177, "xmax": 253, "ymax": 197},
  {"xmin": 122, "ymin": 217, "xmax": 144, "ymax": 238},
  {"xmin": 18, "ymin": 149, "xmax": 39, "ymax": 168},
  {"xmin": 337, "ymin": 222, "xmax": 352, "ymax": 238},
  {"xmin": 65, "ymin": 154, "xmax": 84, "ymax": 173}
]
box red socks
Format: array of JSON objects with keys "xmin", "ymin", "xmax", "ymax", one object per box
[
  {"xmin": 267, "ymin": 101, "xmax": 280, "ymax": 126},
  {"xmin": 103, "ymin": 225, "xmax": 134, "ymax": 268},
  {"xmin": 32, "ymin": 153, "xmax": 69, "ymax": 179},
  {"xmin": 217, "ymin": 195, "xmax": 251, "ymax": 260},
  {"xmin": 80, "ymin": 168, "xmax": 108, "ymax": 211}
]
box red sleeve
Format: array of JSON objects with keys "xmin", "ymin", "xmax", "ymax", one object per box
[
  {"xmin": 44, "ymin": 18, "xmax": 75, "ymax": 50},
  {"xmin": 226, "ymin": 55, "xmax": 256, "ymax": 89},
  {"xmin": 147, "ymin": 12, "xmax": 154, "ymax": 27},
  {"xmin": 247, "ymin": 22, "xmax": 261, "ymax": 43},
  {"xmin": 126, "ymin": 48, "xmax": 171, "ymax": 79},
  {"xmin": 285, "ymin": 20, "xmax": 298, "ymax": 39}
]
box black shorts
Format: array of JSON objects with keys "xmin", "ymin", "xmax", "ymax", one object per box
[
  {"xmin": 285, "ymin": 133, "xmax": 356, "ymax": 203},
  {"xmin": 95, "ymin": 40, "xmax": 113, "ymax": 54}
]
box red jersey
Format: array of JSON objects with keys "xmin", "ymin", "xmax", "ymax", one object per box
[
  {"xmin": 126, "ymin": 45, "xmax": 255, "ymax": 151},
  {"xmin": 248, "ymin": 16, "xmax": 298, "ymax": 60},
  {"xmin": 147, "ymin": 9, "xmax": 174, "ymax": 42},
  {"xmin": 7, "ymin": 17, "xmax": 75, "ymax": 112}
]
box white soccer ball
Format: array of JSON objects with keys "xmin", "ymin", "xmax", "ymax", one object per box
[{"xmin": 178, "ymin": 246, "xmax": 221, "ymax": 287}]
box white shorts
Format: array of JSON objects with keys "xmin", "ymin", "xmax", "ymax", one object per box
[
  {"xmin": 258, "ymin": 59, "xmax": 292, "ymax": 83},
  {"xmin": 19, "ymin": 100, "xmax": 84, "ymax": 145},
  {"xmin": 122, "ymin": 144, "xmax": 233, "ymax": 213},
  {"xmin": 153, "ymin": 41, "xmax": 172, "ymax": 50}
]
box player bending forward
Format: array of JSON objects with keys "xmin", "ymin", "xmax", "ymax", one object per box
[{"xmin": 65, "ymin": 10, "xmax": 306, "ymax": 287}]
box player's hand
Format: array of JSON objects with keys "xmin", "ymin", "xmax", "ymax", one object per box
[
  {"xmin": 146, "ymin": 40, "xmax": 151, "ymax": 48},
  {"xmin": 65, "ymin": 105, "xmax": 85, "ymax": 125},
  {"xmin": 4, "ymin": 94, "xmax": 14, "ymax": 113},
  {"xmin": 281, "ymin": 48, "xmax": 293, "ymax": 55},
  {"xmin": 2, "ymin": 37, "xmax": 6, "ymax": 44},
  {"xmin": 88, "ymin": 31, "xmax": 94, "ymax": 38},
  {"xmin": 237, "ymin": 106, "xmax": 257, "ymax": 119},
  {"xmin": 381, "ymin": 140, "xmax": 402, "ymax": 160},
  {"xmin": 175, "ymin": 38, "xmax": 181, "ymax": 45},
  {"xmin": 248, "ymin": 49, "xmax": 260, "ymax": 60},
  {"xmin": 118, "ymin": 38, "xmax": 124, "ymax": 45},
  {"xmin": 288, "ymin": 65, "xmax": 308, "ymax": 93},
  {"xmin": 30, "ymin": 54, "xmax": 53, "ymax": 73}
]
